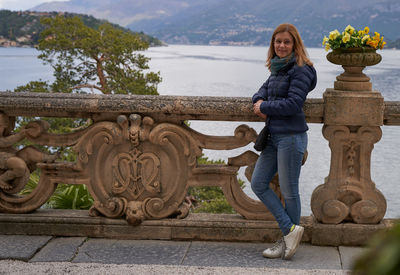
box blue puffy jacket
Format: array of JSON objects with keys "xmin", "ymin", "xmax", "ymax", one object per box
[{"xmin": 252, "ymin": 58, "xmax": 317, "ymax": 134}]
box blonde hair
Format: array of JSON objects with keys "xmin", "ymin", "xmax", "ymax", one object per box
[{"xmin": 266, "ymin": 23, "xmax": 313, "ymax": 70}]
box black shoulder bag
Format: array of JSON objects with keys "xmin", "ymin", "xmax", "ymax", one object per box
[{"xmin": 254, "ymin": 119, "xmax": 270, "ymax": 152}]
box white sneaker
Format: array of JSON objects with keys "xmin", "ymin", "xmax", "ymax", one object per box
[
  {"xmin": 262, "ymin": 238, "xmax": 285, "ymax": 258},
  {"xmin": 283, "ymin": 225, "xmax": 304, "ymax": 260}
]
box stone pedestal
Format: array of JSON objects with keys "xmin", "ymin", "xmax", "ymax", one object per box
[
  {"xmin": 323, "ymin": 89, "xmax": 383, "ymax": 126},
  {"xmin": 311, "ymin": 50, "xmax": 387, "ymax": 224}
]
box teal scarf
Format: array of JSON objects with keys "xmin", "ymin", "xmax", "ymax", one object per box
[{"xmin": 270, "ymin": 53, "xmax": 294, "ymax": 74}]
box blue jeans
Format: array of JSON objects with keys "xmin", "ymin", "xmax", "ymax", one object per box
[{"xmin": 251, "ymin": 132, "xmax": 307, "ymax": 235}]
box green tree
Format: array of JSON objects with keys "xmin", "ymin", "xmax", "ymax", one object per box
[{"xmin": 17, "ymin": 15, "xmax": 160, "ymax": 94}]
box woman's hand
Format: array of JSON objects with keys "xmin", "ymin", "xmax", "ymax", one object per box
[{"xmin": 253, "ymin": 100, "xmax": 267, "ymax": 120}]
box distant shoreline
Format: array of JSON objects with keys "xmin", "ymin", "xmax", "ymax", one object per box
[{"xmin": 1, "ymin": 44, "xmax": 399, "ymax": 50}]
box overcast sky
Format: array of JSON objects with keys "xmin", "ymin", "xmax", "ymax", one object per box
[{"xmin": 0, "ymin": 0, "xmax": 67, "ymax": 11}]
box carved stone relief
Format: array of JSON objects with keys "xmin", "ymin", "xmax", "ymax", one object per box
[
  {"xmin": 0, "ymin": 113, "xmax": 59, "ymax": 212},
  {"xmin": 80, "ymin": 114, "xmax": 201, "ymax": 224},
  {"xmin": 84, "ymin": 114, "xmax": 283, "ymax": 224}
]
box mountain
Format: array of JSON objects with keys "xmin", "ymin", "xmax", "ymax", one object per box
[
  {"xmin": 0, "ymin": 10, "xmax": 162, "ymax": 47},
  {"xmin": 30, "ymin": 0, "xmax": 400, "ymax": 47},
  {"xmin": 31, "ymin": 0, "xmax": 216, "ymax": 27}
]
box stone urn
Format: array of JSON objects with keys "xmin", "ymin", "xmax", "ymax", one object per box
[{"xmin": 326, "ymin": 47, "xmax": 382, "ymax": 91}]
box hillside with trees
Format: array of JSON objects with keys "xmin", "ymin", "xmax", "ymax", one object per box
[
  {"xmin": 30, "ymin": 0, "xmax": 400, "ymax": 47},
  {"xmin": 0, "ymin": 10, "xmax": 162, "ymax": 47},
  {"xmin": 387, "ymin": 39, "xmax": 400, "ymax": 49}
]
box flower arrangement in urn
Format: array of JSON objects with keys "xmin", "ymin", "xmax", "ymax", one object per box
[
  {"xmin": 322, "ymin": 25, "xmax": 386, "ymax": 91},
  {"xmin": 322, "ymin": 25, "xmax": 386, "ymax": 52}
]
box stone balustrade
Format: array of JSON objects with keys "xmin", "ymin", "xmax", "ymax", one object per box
[{"xmin": 0, "ymin": 91, "xmax": 399, "ymax": 226}]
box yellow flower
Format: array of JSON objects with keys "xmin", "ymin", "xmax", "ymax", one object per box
[
  {"xmin": 377, "ymin": 37, "xmax": 386, "ymax": 49},
  {"xmin": 342, "ymin": 32, "xmax": 351, "ymax": 43},
  {"xmin": 367, "ymin": 39, "xmax": 378, "ymax": 49},
  {"xmin": 329, "ymin": 29, "xmax": 340, "ymax": 40},
  {"xmin": 323, "ymin": 26, "xmax": 384, "ymax": 51},
  {"xmin": 325, "ymin": 43, "xmax": 331, "ymax": 52},
  {"xmin": 362, "ymin": 35, "xmax": 370, "ymax": 43},
  {"xmin": 322, "ymin": 36, "xmax": 329, "ymax": 45},
  {"xmin": 345, "ymin": 25, "xmax": 355, "ymax": 35}
]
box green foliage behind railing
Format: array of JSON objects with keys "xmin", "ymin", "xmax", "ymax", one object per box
[
  {"xmin": 188, "ymin": 156, "xmax": 245, "ymax": 214},
  {"xmin": 21, "ymin": 171, "xmax": 93, "ymax": 210},
  {"xmin": 46, "ymin": 184, "xmax": 94, "ymax": 210}
]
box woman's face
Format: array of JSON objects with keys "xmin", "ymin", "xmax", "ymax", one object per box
[{"xmin": 274, "ymin": 31, "xmax": 294, "ymax": 58}]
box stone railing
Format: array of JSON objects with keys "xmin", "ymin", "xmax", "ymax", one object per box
[{"xmin": 0, "ymin": 90, "xmax": 399, "ymax": 226}]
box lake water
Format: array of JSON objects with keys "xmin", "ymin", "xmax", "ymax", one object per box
[{"xmin": 1, "ymin": 45, "xmax": 399, "ymax": 218}]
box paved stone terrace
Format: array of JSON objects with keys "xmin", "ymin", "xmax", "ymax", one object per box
[
  {"xmin": 0, "ymin": 234, "xmax": 362, "ymax": 274},
  {"xmin": 0, "ymin": 210, "xmax": 390, "ymax": 274}
]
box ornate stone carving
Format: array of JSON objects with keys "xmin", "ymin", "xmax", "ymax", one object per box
[
  {"xmin": 111, "ymin": 148, "xmax": 161, "ymax": 197},
  {"xmin": 311, "ymin": 125, "xmax": 386, "ymax": 224},
  {"xmin": 80, "ymin": 114, "xmax": 204, "ymax": 224},
  {"xmin": 0, "ymin": 115, "xmax": 57, "ymax": 193},
  {"xmin": 0, "ymin": 113, "xmax": 59, "ymax": 212}
]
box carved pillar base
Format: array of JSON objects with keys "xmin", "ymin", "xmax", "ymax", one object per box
[{"xmin": 311, "ymin": 125, "xmax": 386, "ymax": 224}]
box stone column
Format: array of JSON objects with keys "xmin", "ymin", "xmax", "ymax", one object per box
[{"xmin": 311, "ymin": 49, "xmax": 387, "ymax": 224}]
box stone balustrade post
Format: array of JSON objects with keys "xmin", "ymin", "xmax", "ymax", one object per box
[{"xmin": 311, "ymin": 49, "xmax": 387, "ymax": 224}]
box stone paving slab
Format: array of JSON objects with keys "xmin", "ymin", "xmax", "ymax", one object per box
[
  {"xmin": 72, "ymin": 239, "xmax": 190, "ymax": 265},
  {"xmin": 182, "ymin": 242, "xmax": 343, "ymax": 270},
  {"xmin": 182, "ymin": 241, "xmax": 267, "ymax": 267},
  {"xmin": 30, "ymin": 237, "xmax": 87, "ymax": 263},
  {"xmin": 291, "ymin": 244, "xmax": 342, "ymax": 270},
  {"xmin": 339, "ymin": 246, "xmax": 366, "ymax": 270},
  {"xmin": 0, "ymin": 235, "xmax": 52, "ymax": 261}
]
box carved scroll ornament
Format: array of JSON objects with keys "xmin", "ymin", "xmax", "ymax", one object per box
[{"xmin": 0, "ymin": 114, "xmax": 59, "ymax": 213}]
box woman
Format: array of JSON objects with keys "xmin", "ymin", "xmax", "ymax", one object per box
[{"xmin": 251, "ymin": 23, "xmax": 317, "ymax": 260}]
